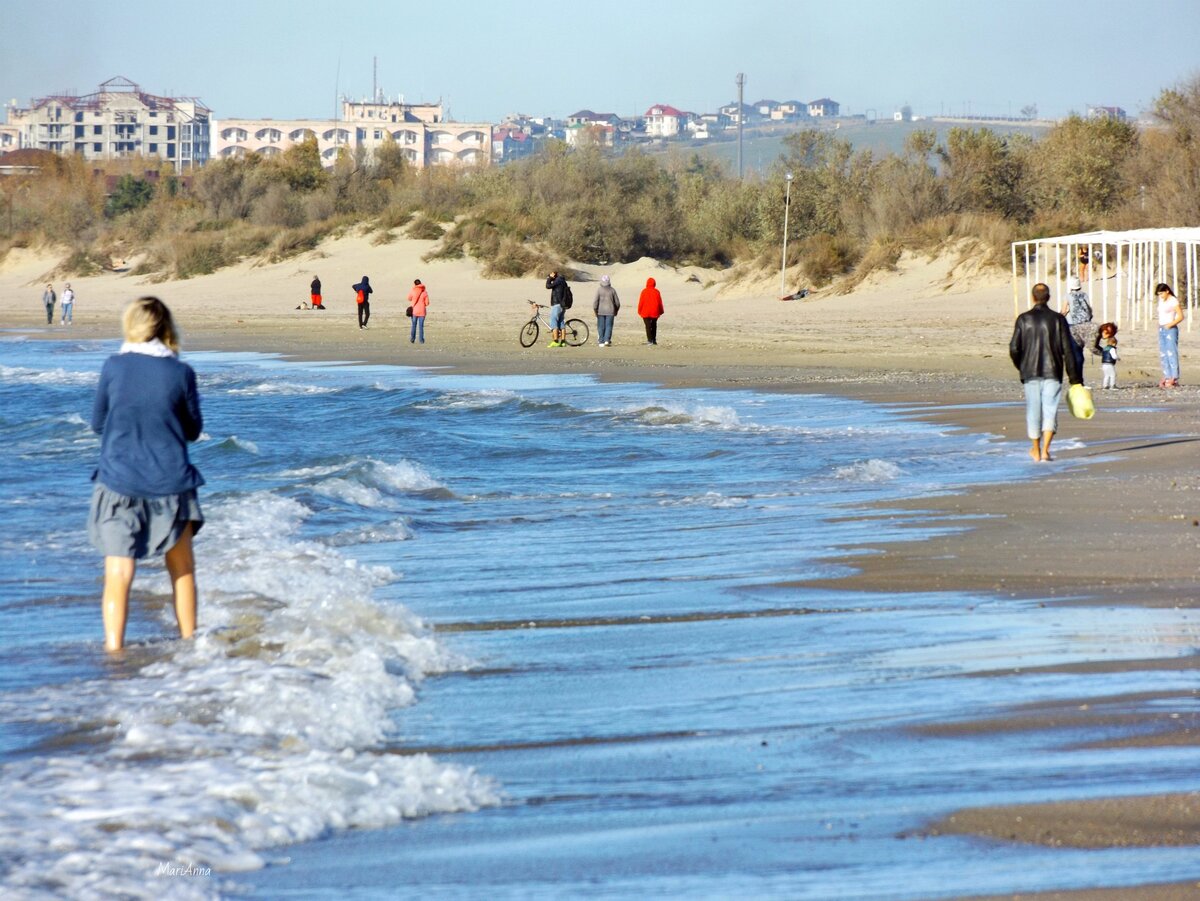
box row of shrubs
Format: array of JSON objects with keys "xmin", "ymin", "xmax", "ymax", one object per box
[{"xmin": 3, "ymin": 76, "xmax": 1198, "ymax": 287}]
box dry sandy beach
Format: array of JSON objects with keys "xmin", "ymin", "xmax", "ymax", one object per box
[{"xmin": 4, "ymin": 230, "xmax": 1199, "ymax": 898}]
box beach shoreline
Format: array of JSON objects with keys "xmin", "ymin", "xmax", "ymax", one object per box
[
  {"xmin": 190, "ymin": 320, "xmax": 1200, "ymax": 886},
  {"xmin": 5, "ymin": 233, "xmax": 1199, "ymax": 897}
]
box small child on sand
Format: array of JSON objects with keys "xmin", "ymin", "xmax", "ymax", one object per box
[{"xmin": 1096, "ymin": 322, "xmax": 1119, "ymax": 389}]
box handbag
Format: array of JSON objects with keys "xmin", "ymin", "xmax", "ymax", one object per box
[
  {"xmin": 1067, "ymin": 383, "xmax": 1094, "ymax": 420},
  {"xmin": 405, "ymin": 305, "xmax": 413, "ymax": 318}
]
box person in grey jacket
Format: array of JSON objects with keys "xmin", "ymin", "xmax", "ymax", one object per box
[
  {"xmin": 593, "ymin": 275, "xmax": 620, "ymax": 347},
  {"xmin": 42, "ymin": 284, "xmax": 56, "ymax": 325}
]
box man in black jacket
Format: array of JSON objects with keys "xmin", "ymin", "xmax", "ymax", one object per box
[
  {"xmin": 1009, "ymin": 282, "xmax": 1083, "ymax": 462},
  {"xmin": 544, "ymin": 271, "xmax": 567, "ymax": 347}
]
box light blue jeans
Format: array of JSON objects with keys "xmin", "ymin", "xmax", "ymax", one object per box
[
  {"xmin": 410, "ymin": 315, "xmax": 425, "ymax": 343},
  {"xmin": 1158, "ymin": 326, "xmax": 1180, "ymax": 380},
  {"xmin": 60, "ymin": 301, "xmax": 73, "ymax": 324},
  {"xmin": 596, "ymin": 314, "xmax": 614, "ymax": 344},
  {"xmin": 1023, "ymin": 378, "xmax": 1062, "ymax": 439}
]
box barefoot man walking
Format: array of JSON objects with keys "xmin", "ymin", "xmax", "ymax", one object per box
[{"xmin": 1009, "ymin": 282, "xmax": 1083, "ymax": 462}]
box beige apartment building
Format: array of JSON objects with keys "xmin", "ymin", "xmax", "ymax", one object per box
[
  {"xmin": 5, "ymin": 76, "xmax": 210, "ymax": 171},
  {"xmin": 213, "ymin": 99, "xmax": 491, "ymax": 168}
]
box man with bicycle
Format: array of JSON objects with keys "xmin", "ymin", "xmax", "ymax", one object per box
[{"xmin": 544, "ymin": 271, "xmax": 568, "ymax": 347}]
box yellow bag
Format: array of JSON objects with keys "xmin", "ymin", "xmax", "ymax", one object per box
[{"xmin": 1067, "ymin": 383, "xmax": 1095, "ymax": 420}]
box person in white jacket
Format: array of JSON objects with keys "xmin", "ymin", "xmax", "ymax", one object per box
[{"xmin": 60, "ymin": 284, "xmax": 75, "ymax": 325}]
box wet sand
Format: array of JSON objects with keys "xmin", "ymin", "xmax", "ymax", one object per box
[{"xmin": 5, "ymin": 233, "xmax": 1200, "ymax": 897}]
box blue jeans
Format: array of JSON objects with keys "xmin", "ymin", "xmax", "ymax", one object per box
[
  {"xmin": 410, "ymin": 315, "xmax": 425, "ymax": 343},
  {"xmin": 60, "ymin": 301, "xmax": 73, "ymax": 324},
  {"xmin": 548, "ymin": 304, "xmax": 565, "ymax": 330},
  {"xmin": 1023, "ymin": 378, "xmax": 1062, "ymax": 439},
  {"xmin": 1159, "ymin": 326, "xmax": 1180, "ymax": 380},
  {"xmin": 597, "ymin": 314, "xmax": 614, "ymax": 344}
]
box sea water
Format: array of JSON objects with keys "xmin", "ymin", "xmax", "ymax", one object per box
[{"xmin": 1, "ymin": 335, "xmax": 1198, "ymax": 900}]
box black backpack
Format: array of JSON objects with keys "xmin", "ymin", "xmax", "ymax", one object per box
[{"xmin": 562, "ymin": 284, "xmax": 574, "ymax": 309}]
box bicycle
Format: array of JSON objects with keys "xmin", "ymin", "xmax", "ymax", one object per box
[{"xmin": 519, "ymin": 302, "xmax": 590, "ymax": 348}]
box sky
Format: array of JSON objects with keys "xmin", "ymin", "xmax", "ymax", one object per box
[{"xmin": 1, "ymin": 0, "xmax": 1197, "ymax": 124}]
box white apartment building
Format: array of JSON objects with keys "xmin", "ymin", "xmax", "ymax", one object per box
[
  {"xmin": 214, "ymin": 99, "xmax": 491, "ymax": 169},
  {"xmin": 6, "ymin": 77, "xmax": 210, "ymax": 171}
]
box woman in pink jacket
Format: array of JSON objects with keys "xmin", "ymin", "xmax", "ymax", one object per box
[
  {"xmin": 408, "ymin": 279, "xmax": 430, "ymax": 344},
  {"xmin": 637, "ymin": 277, "xmax": 664, "ymax": 346}
]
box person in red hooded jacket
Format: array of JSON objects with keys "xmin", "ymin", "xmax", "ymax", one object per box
[{"xmin": 637, "ymin": 277, "xmax": 664, "ymax": 346}]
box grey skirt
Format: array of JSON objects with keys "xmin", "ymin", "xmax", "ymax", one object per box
[{"xmin": 87, "ymin": 483, "xmax": 204, "ymax": 559}]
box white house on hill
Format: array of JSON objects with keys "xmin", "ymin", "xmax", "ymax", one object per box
[{"xmin": 645, "ymin": 104, "xmax": 688, "ymax": 138}]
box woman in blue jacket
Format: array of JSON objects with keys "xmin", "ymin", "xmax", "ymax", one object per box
[{"xmin": 89, "ymin": 297, "xmax": 205, "ymax": 651}]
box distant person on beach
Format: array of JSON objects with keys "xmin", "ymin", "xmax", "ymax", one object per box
[
  {"xmin": 310, "ymin": 275, "xmax": 324, "ymax": 310},
  {"xmin": 1061, "ymin": 275, "xmax": 1097, "ymax": 377},
  {"xmin": 637, "ymin": 277, "xmax": 664, "ymax": 346},
  {"xmin": 1010, "ymin": 282, "xmax": 1083, "ymax": 462},
  {"xmin": 593, "ymin": 275, "xmax": 620, "ymax": 347},
  {"xmin": 60, "ymin": 283, "xmax": 75, "ymax": 326},
  {"xmin": 42, "ymin": 283, "xmax": 56, "ymax": 325},
  {"xmin": 353, "ymin": 275, "xmax": 373, "ymax": 329},
  {"xmin": 1156, "ymin": 282, "xmax": 1184, "ymax": 388},
  {"xmin": 1096, "ymin": 322, "xmax": 1120, "ymax": 389},
  {"xmin": 88, "ymin": 297, "xmax": 204, "ymax": 652},
  {"xmin": 407, "ymin": 278, "xmax": 429, "ymax": 343},
  {"xmin": 545, "ymin": 271, "xmax": 568, "ymax": 347}
]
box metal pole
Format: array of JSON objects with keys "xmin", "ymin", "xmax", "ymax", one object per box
[
  {"xmin": 736, "ymin": 72, "xmax": 745, "ymax": 180},
  {"xmin": 1108, "ymin": 241, "xmax": 1118, "ymax": 326},
  {"xmin": 780, "ymin": 172, "xmax": 793, "ymax": 297},
  {"xmin": 1012, "ymin": 242, "xmax": 1019, "ymax": 318},
  {"xmin": 1101, "ymin": 242, "xmax": 1109, "ymax": 322},
  {"xmin": 1055, "ymin": 243, "xmax": 1062, "ymax": 310},
  {"xmin": 1022, "ymin": 243, "xmax": 1032, "ymax": 309}
]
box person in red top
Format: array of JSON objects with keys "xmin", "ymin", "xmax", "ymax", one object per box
[
  {"xmin": 637, "ymin": 277, "xmax": 664, "ymax": 346},
  {"xmin": 407, "ymin": 279, "xmax": 430, "ymax": 343}
]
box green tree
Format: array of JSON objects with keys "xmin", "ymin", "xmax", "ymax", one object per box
[
  {"xmin": 939, "ymin": 128, "xmax": 1031, "ymax": 220},
  {"xmin": 277, "ymin": 135, "xmax": 326, "ymax": 191},
  {"xmin": 105, "ymin": 175, "xmax": 155, "ymax": 218},
  {"xmin": 1030, "ymin": 114, "xmax": 1138, "ymax": 216}
]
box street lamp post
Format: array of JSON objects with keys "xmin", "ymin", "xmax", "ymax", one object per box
[{"xmin": 780, "ymin": 171, "xmax": 793, "ymax": 298}]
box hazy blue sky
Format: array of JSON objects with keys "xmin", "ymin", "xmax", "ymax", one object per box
[{"xmin": 2, "ymin": 0, "xmax": 1197, "ymax": 123}]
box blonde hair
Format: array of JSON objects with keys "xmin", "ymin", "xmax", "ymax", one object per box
[{"xmin": 122, "ymin": 296, "xmax": 180, "ymax": 352}]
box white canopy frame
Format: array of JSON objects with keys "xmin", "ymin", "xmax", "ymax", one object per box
[{"xmin": 1011, "ymin": 228, "xmax": 1200, "ymax": 331}]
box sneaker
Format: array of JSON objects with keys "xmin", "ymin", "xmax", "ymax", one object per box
[{"xmin": 547, "ymin": 341, "xmax": 560, "ymax": 348}]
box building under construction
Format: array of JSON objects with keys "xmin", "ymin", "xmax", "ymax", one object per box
[{"xmin": 6, "ymin": 76, "xmax": 210, "ymax": 172}]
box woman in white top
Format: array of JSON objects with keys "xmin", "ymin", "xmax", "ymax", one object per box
[{"xmin": 1156, "ymin": 282, "xmax": 1184, "ymax": 388}]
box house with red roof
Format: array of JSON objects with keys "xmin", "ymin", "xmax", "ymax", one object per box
[{"xmin": 645, "ymin": 104, "xmax": 689, "ymax": 138}]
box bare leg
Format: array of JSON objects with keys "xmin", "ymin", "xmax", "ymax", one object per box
[
  {"xmin": 1029, "ymin": 439, "xmax": 1041, "ymax": 462},
  {"xmin": 165, "ymin": 523, "xmax": 197, "ymax": 640},
  {"xmin": 102, "ymin": 556, "xmax": 136, "ymax": 652},
  {"xmin": 1040, "ymin": 429, "xmax": 1055, "ymax": 462}
]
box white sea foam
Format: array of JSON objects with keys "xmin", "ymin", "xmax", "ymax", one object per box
[
  {"xmin": 0, "ymin": 490, "xmax": 498, "ymax": 898},
  {"xmin": 660, "ymin": 492, "xmax": 749, "ymax": 509},
  {"xmin": 616, "ymin": 401, "xmax": 744, "ymax": 429},
  {"xmin": 835, "ymin": 459, "xmax": 903, "ymax": 482},
  {"xmin": 217, "ymin": 435, "xmax": 259, "ymax": 454},
  {"xmin": 0, "ymin": 364, "xmax": 97, "ymax": 387},
  {"xmin": 421, "ymin": 388, "xmax": 520, "ymax": 411},
  {"xmin": 226, "ymin": 381, "xmax": 339, "ymax": 396},
  {"xmin": 299, "ymin": 458, "xmax": 444, "ymax": 508}
]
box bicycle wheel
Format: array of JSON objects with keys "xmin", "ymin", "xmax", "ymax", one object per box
[
  {"xmin": 562, "ymin": 318, "xmax": 590, "ymax": 347},
  {"xmin": 519, "ymin": 320, "xmax": 540, "ymax": 348}
]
